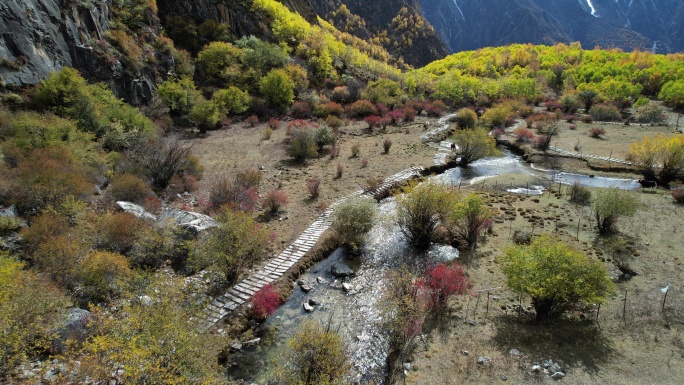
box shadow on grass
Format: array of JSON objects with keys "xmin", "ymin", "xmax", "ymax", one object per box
[{"xmin": 490, "ymin": 315, "xmax": 616, "ymax": 374}]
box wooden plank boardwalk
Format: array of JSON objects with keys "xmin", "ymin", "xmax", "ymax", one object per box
[{"xmin": 196, "ymin": 166, "xmax": 424, "ymax": 331}]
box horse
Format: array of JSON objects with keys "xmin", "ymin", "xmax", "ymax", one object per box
[{"xmin": 637, "ymin": 179, "xmax": 657, "ymax": 189}]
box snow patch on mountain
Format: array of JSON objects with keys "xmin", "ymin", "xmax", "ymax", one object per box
[
  {"xmin": 585, "ymin": 0, "xmax": 599, "ymax": 17},
  {"xmin": 452, "ymin": 0, "xmax": 466, "ymax": 21}
]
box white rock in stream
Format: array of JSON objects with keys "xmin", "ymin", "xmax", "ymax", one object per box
[{"xmin": 303, "ymin": 302, "xmax": 314, "ymax": 312}]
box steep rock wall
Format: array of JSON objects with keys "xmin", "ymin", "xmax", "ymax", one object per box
[
  {"xmin": 0, "ymin": 0, "xmax": 110, "ymax": 87},
  {"xmin": 0, "ymin": 0, "xmax": 158, "ymax": 105}
]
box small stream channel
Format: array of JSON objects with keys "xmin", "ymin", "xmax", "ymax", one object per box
[{"xmin": 226, "ymin": 124, "xmax": 642, "ymax": 384}]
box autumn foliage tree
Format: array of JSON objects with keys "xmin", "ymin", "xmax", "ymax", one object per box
[
  {"xmin": 451, "ymin": 128, "xmax": 499, "ymax": 166},
  {"xmin": 0, "ymin": 254, "xmax": 70, "ymax": 380},
  {"xmin": 629, "ymin": 134, "xmax": 684, "ymax": 185},
  {"xmin": 501, "ymin": 235, "xmax": 614, "ymax": 320}
]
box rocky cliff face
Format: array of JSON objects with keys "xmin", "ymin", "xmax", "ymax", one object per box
[
  {"xmin": 419, "ymin": 0, "xmax": 682, "ymax": 54},
  {"xmin": 0, "ymin": 0, "xmax": 160, "ymax": 105},
  {"xmin": 0, "ymin": 0, "xmax": 110, "ymax": 88}
]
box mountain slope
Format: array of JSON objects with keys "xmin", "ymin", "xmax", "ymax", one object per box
[
  {"xmin": 419, "ymin": 0, "xmax": 682, "ymax": 53},
  {"xmin": 310, "ymin": 0, "xmax": 448, "ymax": 67}
]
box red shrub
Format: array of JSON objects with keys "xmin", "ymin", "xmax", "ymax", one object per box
[
  {"xmin": 376, "ymin": 103, "xmax": 390, "ymax": 116},
  {"xmin": 544, "ymin": 99, "xmax": 563, "ymax": 112},
  {"xmin": 313, "ymin": 101, "xmax": 344, "ymax": 118},
  {"xmin": 419, "ymin": 263, "xmax": 470, "ymax": 307},
  {"xmin": 268, "ymin": 117, "xmax": 281, "ymax": 130},
  {"xmin": 307, "ymin": 177, "xmax": 321, "ymax": 198},
  {"xmin": 512, "ymin": 127, "xmax": 535, "ymax": 142},
  {"xmin": 389, "ymin": 109, "xmax": 404, "ymax": 125},
  {"xmin": 403, "ymin": 107, "xmax": 417, "ymax": 122},
  {"xmin": 245, "ymin": 115, "xmax": 259, "ymax": 127},
  {"xmin": 251, "ymin": 284, "xmax": 281, "ymax": 319},
  {"xmin": 263, "ymin": 190, "xmax": 288, "ymax": 213},
  {"xmin": 335, "ymin": 163, "xmax": 343, "ymax": 178},
  {"xmin": 406, "ymin": 99, "xmax": 424, "ymax": 114},
  {"xmin": 364, "ymin": 115, "xmax": 383, "ymax": 129},
  {"xmin": 329, "ymin": 145, "xmax": 340, "ymax": 159},
  {"xmin": 290, "ymin": 101, "xmax": 312, "ymax": 118},
  {"xmin": 361, "ymin": 158, "xmax": 368, "ymax": 168},
  {"xmin": 347, "ymin": 99, "xmax": 378, "ymax": 118},
  {"xmin": 331, "ymin": 86, "xmax": 350, "ymax": 103},
  {"xmin": 588, "ymin": 127, "xmax": 606, "ymax": 138},
  {"xmin": 383, "ymin": 138, "xmax": 393, "ymax": 154},
  {"xmin": 425, "ymin": 100, "xmax": 446, "ymax": 117},
  {"xmin": 671, "ymin": 189, "xmax": 684, "ymax": 204}
]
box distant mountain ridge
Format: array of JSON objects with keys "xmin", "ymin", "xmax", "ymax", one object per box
[{"xmin": 418, "ymin": 0, "xmax": 684, "ymax": 54}]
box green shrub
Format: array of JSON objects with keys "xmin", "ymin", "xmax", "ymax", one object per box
[
  {"xmin": 332, "ymin": 196, "xmax": 377, "ymax": 254},
  {"xmin": 568, "ymin": 182, "xmax": 591, "ymax": 205},
  {"xmin": 314, "ymin": 125, "xmax": 336, "ymax": 151},
  {"xmin": 107, "ymin": 173, "xmax": 154, "ymax": 204},
  {"xmin": 589, "ymin": 104, "xmax": 621, "ymax": 122},
  {"xmin": 635, "ymin": 102, "xmax": 667, "ymax": 124},
  {"xmin": 189, "ymin": 209, "xmax": 267, "ymax": 284},
  {"xmin": 212, "ymin": 86, "xmax": 251, "ymax": 116},
  {"xmin": 287, "ymin": 128, "xmax": 317, "ymax": 162},
  {"xmin": 157, "ymin": 77, "xmax": 200, "ymax": 115},
  {"xmin": 279, "ymin": 319, "xmax": 349, "ymax": 385},
  {"xmin": 190, "ymin": 99, "xmax": 220, "ymax": 133},
  {"xmin": 593, "ymin": 188, "xmax": 639, "ymax": 234},
  {"xmin": 396, "ymin": 182, "xmax": 454, "ymax": 249},
  {"xmin": 455, "ymin": 108, "xmax": 478, "ymax": 129},
  {"xmin": 259, "ymin": 69, "xmax": 295, "ymax": 110},
  {"xmin": 195, "ymin": 41, "xmax": 243, "ymax": 88}
]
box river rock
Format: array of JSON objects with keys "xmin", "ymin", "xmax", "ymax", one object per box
[
  {"xmin": 229, "ymin": 341, "xmax": 242, "ymax": 352},
  {"xmin": 330, "ymin": 262, "xmax": 355, "ymax": 277},
  {"xmin": 308, "ymin": 298, "xmax": 320, "ymax": 306},
  {"xmin": 342, "ymin": 283, "xmax": 352, "ymax": 292},
  {"xmin": 244, "ymin": 338, "xmax": 260, "ymax": 346},
  {"xmin": 300, "ymin": 284, "xmax": 312, "ymax": 293},
  {"xmin": 509, "ymin": 348, "xmax": 522, "ymax": 356},
  {"xmin": 303, "ymin": 302, "xmax": 314, "ymax": 312},
  {"xmin": 403, "ymin": 362, "xmax": 411, "ymax": 371},
  {"xmin": 477, "ymin": 356, "xmax": 491, "ymax": 365}
]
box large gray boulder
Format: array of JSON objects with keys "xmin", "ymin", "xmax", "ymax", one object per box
[
  {"xmin": 52, "ymin": 308, "xmax": 91, "ymax": 353},
  {"xmin": 116, "ymin": 201, "xmax": 157, "ymax": 221},
  {"xmin": 158, "ymin": 208, "xmax": 218, "ymax": 234}
]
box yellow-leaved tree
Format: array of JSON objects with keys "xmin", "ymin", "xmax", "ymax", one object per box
[
  {"xmin": 500, "ymin": 235, "xmax": 614, "ymax": 320},
  {"xmin": 629, "ymin": 134, "xmax": 684, "ymax": 185}
]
